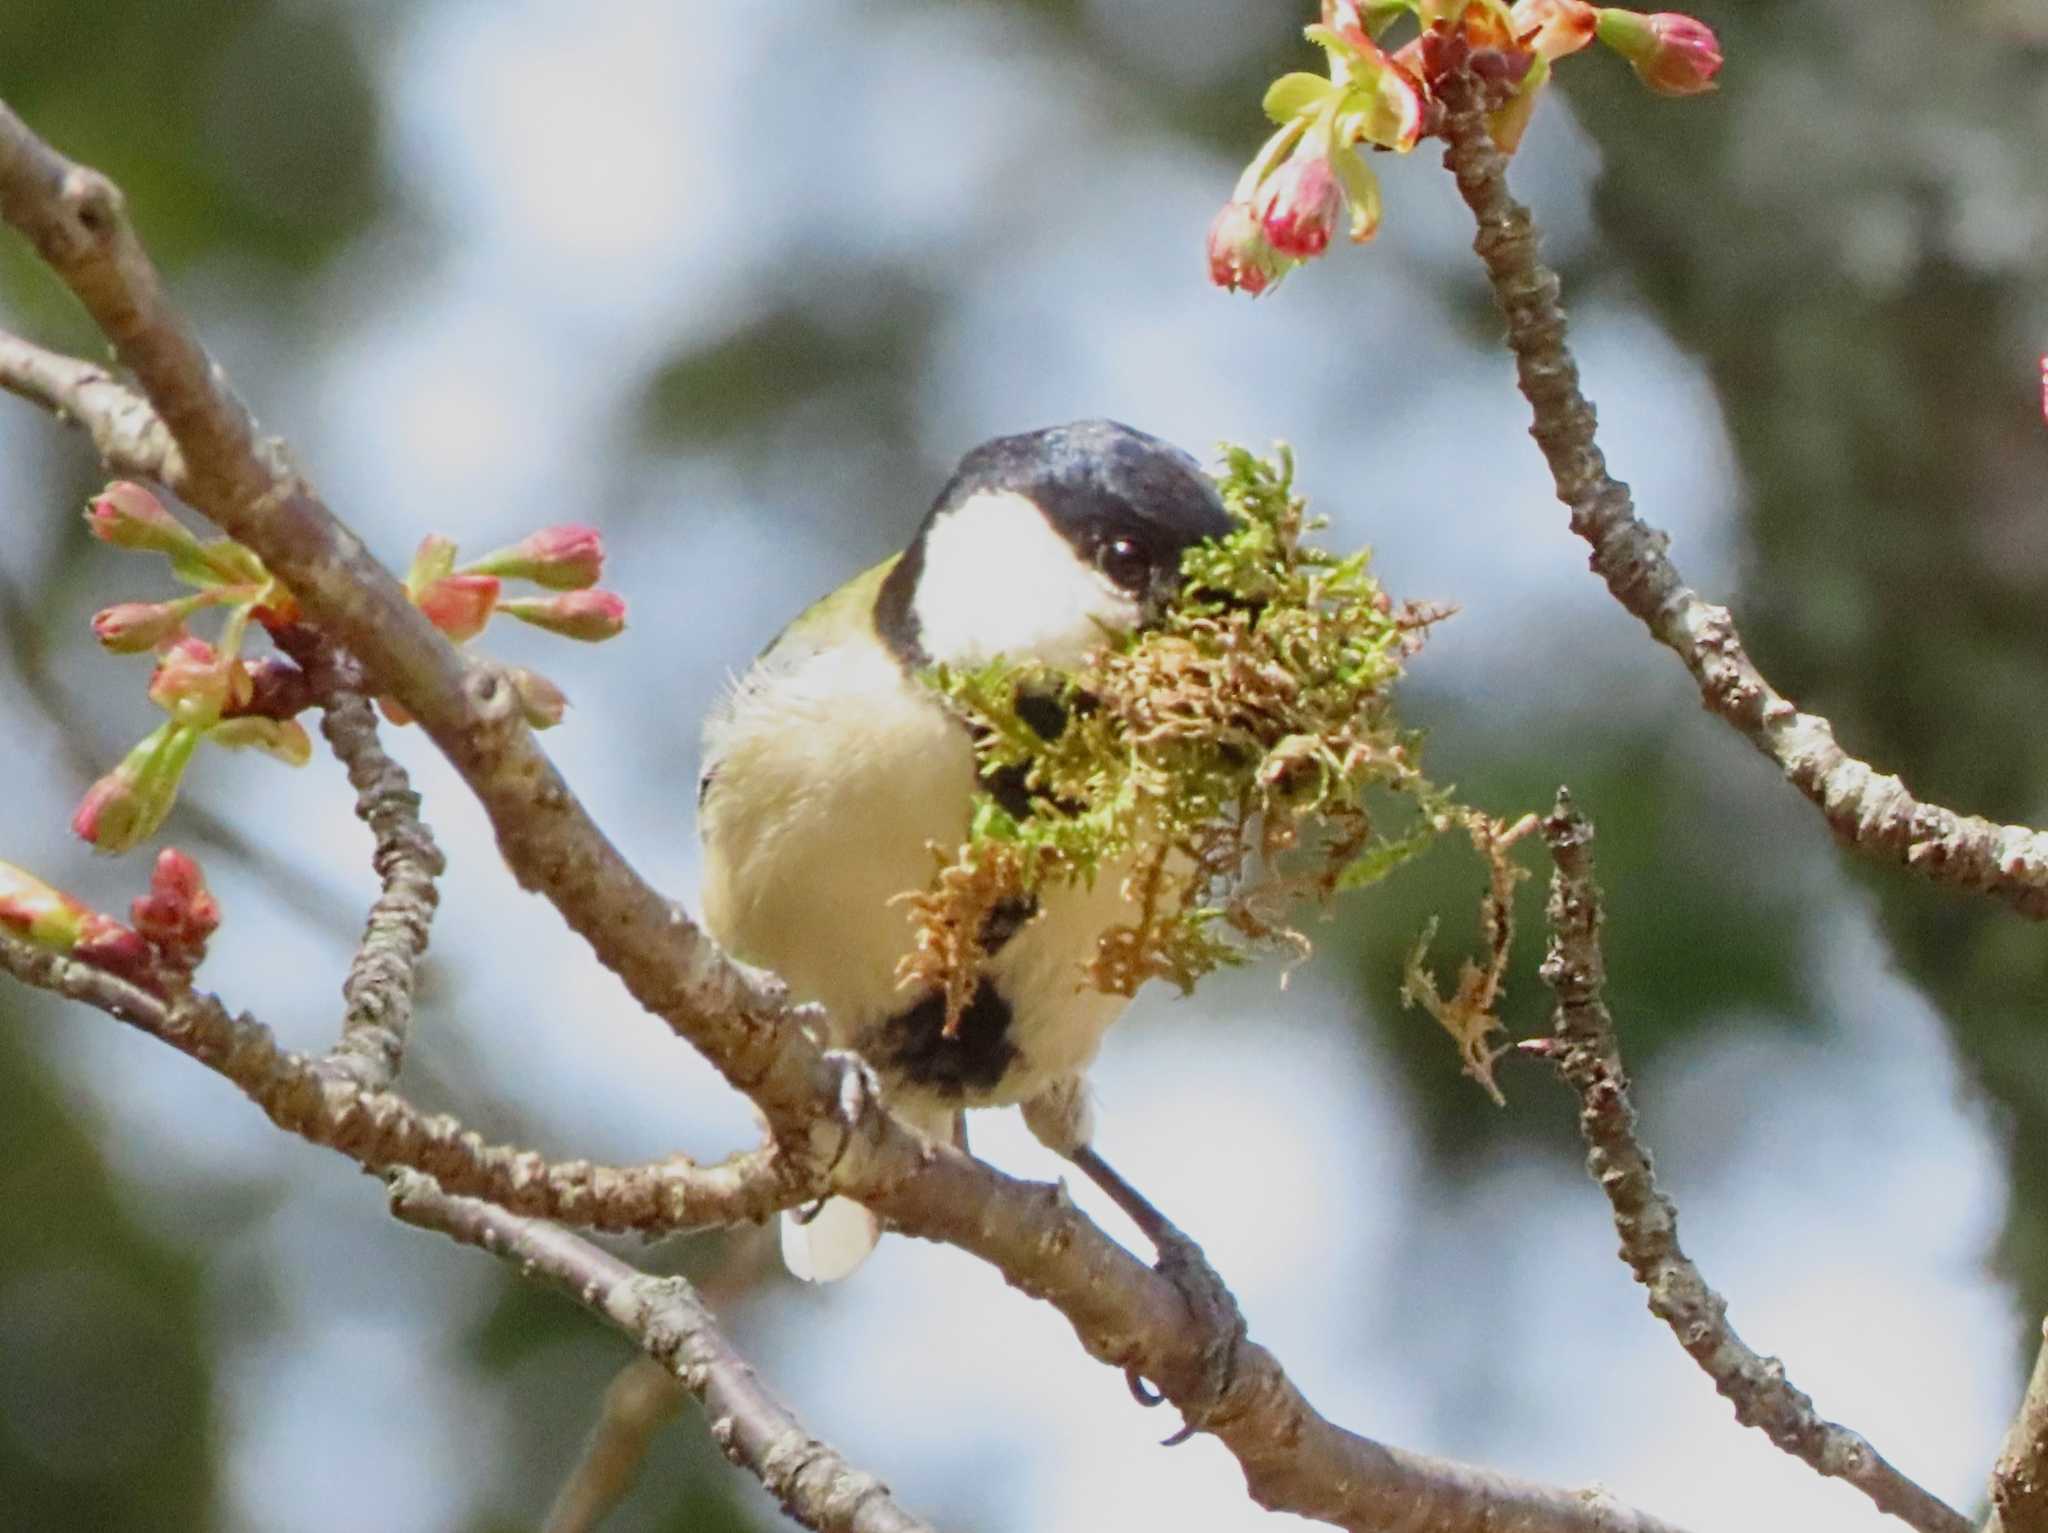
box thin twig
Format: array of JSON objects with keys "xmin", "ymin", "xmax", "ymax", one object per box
[
  {"xmin": 0, "ymin": 929, "xmax": 801, "ymax": 1232},
  {"xmin": 0, "ymin": 103, "xmax": 1706, "ymax": 1533},
  {"xmin": 543, "ymin": 1357, "xmax": 685, "ymax": 1533},
  {"xmin": 1987, "ymin": 1317, "xmax": 2048, "ymax": 1533},
  {"xmin": 272, "ymin": 627, "xmax": 445, "ymax": 1090},
  {"xmin": 1535, "ymin": 789, "xmax": 1972, "ymax": 1533},
  {"xmin": 388, "ymin": 1172, "xmax": 933, "ymax": 1533},
  {"xmin": 1435, "ymin": 70, "xmax": 2048, "ymax": 920}
]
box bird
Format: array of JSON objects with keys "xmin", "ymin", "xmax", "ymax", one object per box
[{"xmin": 697, "ymin": 419, "xmax": 1236, "ymax": 1282}]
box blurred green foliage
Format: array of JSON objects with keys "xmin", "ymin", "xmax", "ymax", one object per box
[{"xmin": 0, "ymin": 994, "xmax": 213, "ymax": 1527}]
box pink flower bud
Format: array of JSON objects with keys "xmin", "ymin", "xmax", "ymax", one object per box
[
  {"xmin": 72, "ymin": 722, "xmax": 203, "ymax": 854},
  {"xmin": 0, "ymin": 860, "xmax": 156, "ymax": 983},
  {"xmin": 464, "ymin": 525, "xmax": 606, "ymax": 591},
  {"xmin": 1596, "ymin": 8, "xmax": 1721, "ymax": 95},
  {"xmin": 1259, "ymin": 154, "xmax": 1346, "ymax": 258},
  {"xmin": 1207, "ymin": 199, "xmax": 1293, "ymax": 295},
  {"xmin": 84, "ymin": 482, "xmax": 196, "ymax": 555},
  {"xmin": 148, "ymin": 638, "xmax": 238, "ymax": 727},
  {"xmin": 130, "ymin": 848, "xmax": 220, "ymax": 962},
  {"xmin": 91, "ymin": 600, "xmax": 191, "ymax": 654},
  {"xmin": 499, "ymin": 588, "xmax": 627, "ymax": 642},
  {"xmin": 415, "ymin": 573, "xmax": 501, "ymax": 642},
  {"xmin": 506, "ymin": 666, "xmax": 568, "ymax": 728}
]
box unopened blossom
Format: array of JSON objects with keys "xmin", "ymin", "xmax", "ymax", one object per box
[
  {"xmin": 91, "ymin": 599, "xmax": 192, "ymax": 654},
  {"xmin": 84, "ymin": 482, "xmax": 196, "ymax": 555},
  {"xmin": 465, "ymin": 525, "xmax": 605, "ymax": 590},
  {"xmin": 147, "ymin": 637, "xmax": 246, "ymax": 727},
  {"xmin": 1596, "ymin": 8, "xmax": 1721, "ymax": 94},
  {"xmin": 1260, "ymin": 154, "xmax": 1348, "ymax": 258},
  {"xmin": 73, "ymin": 723, "xmax": 203, "ymax": 854},
  {"xmin": 1208, "ymin": 199, "xmax": 1294, "ymax": 295},
  {"xmin": 0, "ymin": 860, "xmax": 155, "ymax": 981},
  {"xmin": 130, "ymin": 848, "xmax": 220, "ymax": 963},
  {"xmin": 500, "ymin": 589, "xmax": 627, "ymax": 642}
]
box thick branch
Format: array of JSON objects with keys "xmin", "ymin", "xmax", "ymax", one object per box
[
  {"xmin": 1536, "ymin": 791, "xmax": 1970, "ymax": 1533},
  {"xmin": 0, "ymin": 929, "xmax": 800, "ymax": 1231},
  {"xmin": 1987, "ymin": 1318, "xmax": 2048, "ymax": 1533},
  {"xmin": 1435, "ymin": 73, "xmax": 2048, "ymax": 920},
  {"xmin": 0, "ymin": 105, "xmax": 1702, "ymax": 1533},
  {"xmin": 389, "ymin": 1172, "xmax": 933, "ymax": 1533}
]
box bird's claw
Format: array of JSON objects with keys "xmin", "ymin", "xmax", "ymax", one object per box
[
  {"xmin": 1147, "ymin": 1224, "xmax": 1246, "ymax": 1445},
  {"xmin": 819, "ymin": 1048, "xmax": 886, "ymax": 1177}
]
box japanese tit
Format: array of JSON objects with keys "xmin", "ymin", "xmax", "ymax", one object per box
[{"xmin": 698, "ymin": 420, "xmax": 1233, "ymax": 1280}]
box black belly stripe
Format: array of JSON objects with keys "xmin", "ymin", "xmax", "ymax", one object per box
[{"xmin": 877, "ymin": 980, "xmax": 1018, "ymax": 1098}]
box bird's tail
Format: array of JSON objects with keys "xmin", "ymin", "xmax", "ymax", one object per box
[{"xmin": 779, "ymin": 1103, "xmax": 964, "ymax": 1282}]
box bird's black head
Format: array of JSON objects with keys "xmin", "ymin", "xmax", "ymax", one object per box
[{"xmin": 879, "ymin": 419, "xmax": 1234, "ymax": 669}]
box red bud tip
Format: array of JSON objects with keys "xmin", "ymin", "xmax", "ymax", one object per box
[
  {"xmin": 499, "ymin": 588, "xmax": 627, "ymax": 641},
  {"xmin": 85, "ymin": 482, "xmax": 196, "ymax": 555},
  {"xmin": 92, "ymin": 601, "xmax": 190, "ymax": 654},
  {"xmin": 131, "ymin": 848, "xmax": 220, "ymax": 961},
  {"xmin": 148, "ymin": 637, "xmax": 238, "ymax": 726},
  {"xmin": 1596, "ymin": 8, "xmax": 1721, "ymax": 95},
  {"xmin": 1259, "ymin": 154, "xmax": 1346, "ymax": 258},
  {"xmin": 415, "ymin": 573, "xmax": 502, "ymax": 642},
  {"xmin": 72, "ymin": 769, "xmax": 138, "ymax": 849},
  {"xmin": 1207, "ymin": 199, "xmax": 1292, "ymax": 295},
  {"xmin": 466, "ymin": 524, "xmax": 606, "ymax": 590}
]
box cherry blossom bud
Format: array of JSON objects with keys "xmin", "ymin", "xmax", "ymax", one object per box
[
  {"xmin": 0, "ymin": 860, "xmax": 154, "ymax": 983},
  {"xmin": 414, "ymin": 573, "xmax": 501, "ymax": 642},
  {"xmin": 130, "ymin": 848, "xmax": 220, "ymax": 965},
  {"xmin": 91, "ymin": 600, "xmax": 191, "ymax": 654},
  {"xmin": 147, "ymin": 637, "xmax": 239, "ymax": 727},
  {"xmin": 1207, "ymin": 199, "xmax": 1294, "ymax": 295},
  {"xmin": 84, "ymin": 482, "xmax": 197, "ymax": 555},
  {"xmin": 1259, "ymin": 154, "xmax": 1347, "ymax": 258},
  {"xmin": 464, "ymin": 525, "xmax": 606, "ymax": 590},
  {"xmin": 506, "ymin": 666, "xmax": 568, "ymax": 728},
  {"xmin": 1595, "ymin": 8, "xmax": 1721, "ymax": 95},
  {"xmin": 73, "ymin": 722, "xmax": 203, "ymax": 854},
  {"xmin": 499, "ymin": 589, "xmax": 627, "ymax": 641}
]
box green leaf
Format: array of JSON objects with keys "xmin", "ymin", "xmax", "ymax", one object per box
[{"xmin": 1263, "ymin": 72, "xmax": 1336, "ymax": 126}]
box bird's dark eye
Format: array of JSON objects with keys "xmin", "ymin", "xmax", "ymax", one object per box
[{"xmin": 1095, "ymin": 535, "xmax": 1151, "ymax": 592}]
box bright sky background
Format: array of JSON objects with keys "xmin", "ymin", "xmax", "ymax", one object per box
[{"xmin": 0, "ymin": 3, "xmax": 2024, "ymax": 1531}]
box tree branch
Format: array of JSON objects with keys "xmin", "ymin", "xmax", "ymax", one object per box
[
  {"xmin": 1987, "ymin": 1318, "xmax": 2048, "ymax": 1533},
  {"xmin": 387, "ymin": 1171, "xmax": 934, "ymax": 1533},
  {"xmin": 0, "ymin": 101, "xmax": 1706, "ymax": 1533},
  {"xmin": 1534, "ymin": 790, "xmax": 1971, "ymax": 1533},
  {"xmin": 268, "ymin": 627, "xmax": 445, "ymax": 1090},
  {"xmin": 1434, "ymin": 71, "xmax": 2048, "ymax": 920},
  {"xmin": 0, "ymin": 929, "xmax": 801, "ymax": 1231}
]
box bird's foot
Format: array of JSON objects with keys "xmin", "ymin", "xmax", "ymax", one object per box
[
  {"xmin": 818, "ymin": 1048, "xmax": 888, "ymax": 1178},
  {"xmin": 1068, "ymin": 1145, "xmax": 1246, "ymax": 1444}
]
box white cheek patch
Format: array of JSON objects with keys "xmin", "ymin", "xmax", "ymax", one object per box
[{"xmin": 910, "ymin": 490, "xmax": 1140, "ymax": 669}]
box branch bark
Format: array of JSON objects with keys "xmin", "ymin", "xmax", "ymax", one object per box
[
  {"xmin": 1987, "ymin": 1318, "xmax": 2048, "ymax": 1533},
  {"xmin": 0, "ymin": 98, "xmax": 1707, "ymax": 1533},
  {"xmin": 1535, "ymin": 790, "xmax": 1971, "ymax": 1533},
  {"xmin": 0, "ymin": 929, "xmax": 801, "ymax": 1231},
  {"xmin": 1434, "ymin": 71, "xmax": 2048, "ymax": 920},
  {"xmin": 388, "ymin": 1172, "xmax": 934, "ymax": 1533}
]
